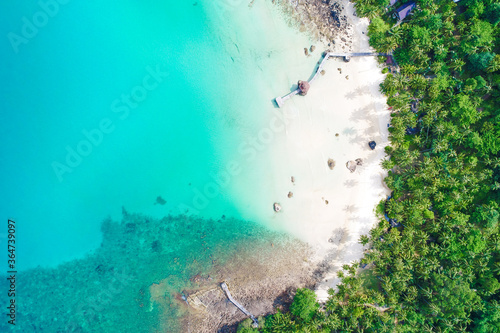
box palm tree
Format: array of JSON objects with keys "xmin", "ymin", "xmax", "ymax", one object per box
[
  {"xmin": 389, "ymin": 26, "xmax": 402, "ymax": 42},
  {"xmin": 382, "ymin": 37, "xmax": 399, "ymax": 53},
  {"xmin": 487, "ymin": 55, "xmax": 500, "ymax": 72},
  {"xmin": 449, "ymin": 58, "xmax": 465, "ymax": 73}
]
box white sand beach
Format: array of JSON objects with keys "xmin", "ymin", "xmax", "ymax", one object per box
[{"xmin": 213, "ymin": 0, "xmax": 391, "ymax": 302}]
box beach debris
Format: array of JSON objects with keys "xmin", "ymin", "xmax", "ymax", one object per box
[
  {"xmin": 291, "ymin": 176, "xmax": 295, "ymax": 184},
  {"xmin": 310, "ymin": 45, "xmax": 316, "ymax": 53},
  {"xmin": 273, "ymin": 202, "xmax": 282, "ymax": 212},
  {"xmin": 369, "ymin": 141, "xmax": 376, "ymax": 150},
  {"xmin": 288, "ymin": 191, "xmax": 293, "ymax": 198},
  {"xmin": 327, "ymin": 158, "xmax": 336, "ymax": 170},
  {"xmin": 337, "ymin": 67, "xmax": 342, "ymax": 74},
  {"xmin": 356, "ymin": 158, "xmax": 363, "ymax": 166},
  {"xmin": 304, "ymin": 47, "xmax": 309, "ymax": 56},
  {"xmin": 346, "ymin": 160, "xmax": 357, "ymax": 173},
  {"xmin": 154, "ymin": 196, "xmax": 166, "ymax": 205},
  {"xmin": 345, "ymin": 75, "xmax": 349, "ymax": 80},
  {"xmin": 298, "ymin": 80, "xmax": 310, "ymax": 96},
  {"xmin": 320, "ymin": 69, "xmax": 326, "ymax": 75}
]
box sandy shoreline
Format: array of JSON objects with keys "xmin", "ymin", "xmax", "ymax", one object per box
[{"xmin": 262, "ymin": 0, "xmax": 391, "ymax": 301}]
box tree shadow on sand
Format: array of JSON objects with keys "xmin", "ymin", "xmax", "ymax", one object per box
[
  {"xmin": 343, "ymin": 205, "xmax": 358, "ymax": 213},
  {"xmin": 342, "ymin": 127, "xmax": 357, "ymax": 136},
  {"xmin": 344, "ymin": 179, "xmax": 358, "ymax": 188},
  {"xmin": 349, "ymin": 104, "xmax": 373, "ymax": 123},
  {"xmin": 344, "ymin": 84, "xmax": 372, "ymax": 100}
]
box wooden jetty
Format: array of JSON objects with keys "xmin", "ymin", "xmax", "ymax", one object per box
[
  {"xmin": 220, "ymin": 282, "xmax": 259, "ymax": 328},
  {"xmin": 275, "ymin": 52, "xmax": 388, "ymax": 108}
]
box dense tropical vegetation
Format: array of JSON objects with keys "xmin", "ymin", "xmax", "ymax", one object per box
[{"xmin": 238, "ymin": 0, "xmax": 500, "ymax": 331}]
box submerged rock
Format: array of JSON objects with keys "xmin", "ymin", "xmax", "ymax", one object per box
[
  {"xmin": 310, "ymin": 45, "xmax": 316, "ymax": 53},
  {"xmin": 288, "ymin": 192, "xmax": 293, "ymax": 198},
  {"xmin": 273, "ymin": 203, "xmax": 282, "ymax": 212},
  {"xmin": 155, "ymin": 196, "xmax": 166, "ymax": 205},
  {"xmin": 304, "ymin": 47, "xmax": 309, "ymax": 56}
]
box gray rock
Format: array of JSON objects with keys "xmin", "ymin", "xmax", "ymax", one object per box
[{"xmin": 346, "ymin": 161, "xmax": 357, "ymax": 173}]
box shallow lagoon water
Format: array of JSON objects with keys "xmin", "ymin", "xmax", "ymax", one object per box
[
  {"xmin": 0, "ymin": 0, "xmax": 318, "ymax": 331},
  {"xmin": 0, "ymin": 0, "xmax": 315, "ymax": 270}
]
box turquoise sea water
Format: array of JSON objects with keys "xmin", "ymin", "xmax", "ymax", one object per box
[
  {"xmin": 1, "ymin": 0, "xmax": 317, "ymax": 330},
  {"xmin": 1, "ymin": 0, "xmax": 252, "ymax": 270},
  {"xmin": 1, "ymin": 0, "xmax": 316, "ymax": 271}
]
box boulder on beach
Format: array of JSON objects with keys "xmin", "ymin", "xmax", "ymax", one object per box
[
  {"xmin": 327, "ymin": 158, "xmax": 336, "ymax": 170},
  {"xmin": 273, "ymin": 202, "xmax": 282, "ymax": 212},
  {"xmin": 356, "ymin": 158, "xmax": 363, "ymax": 166},
  {"xmin": 369, "ymin": 141, "xmax": 376, "ymax": 150},
  {"xmin": 298, "ymin": 80, "xmax": 310, "ymax": 96},
  {"xmin": 346, "ymin": 160, "xmax": 357, "ymax": 173}
]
